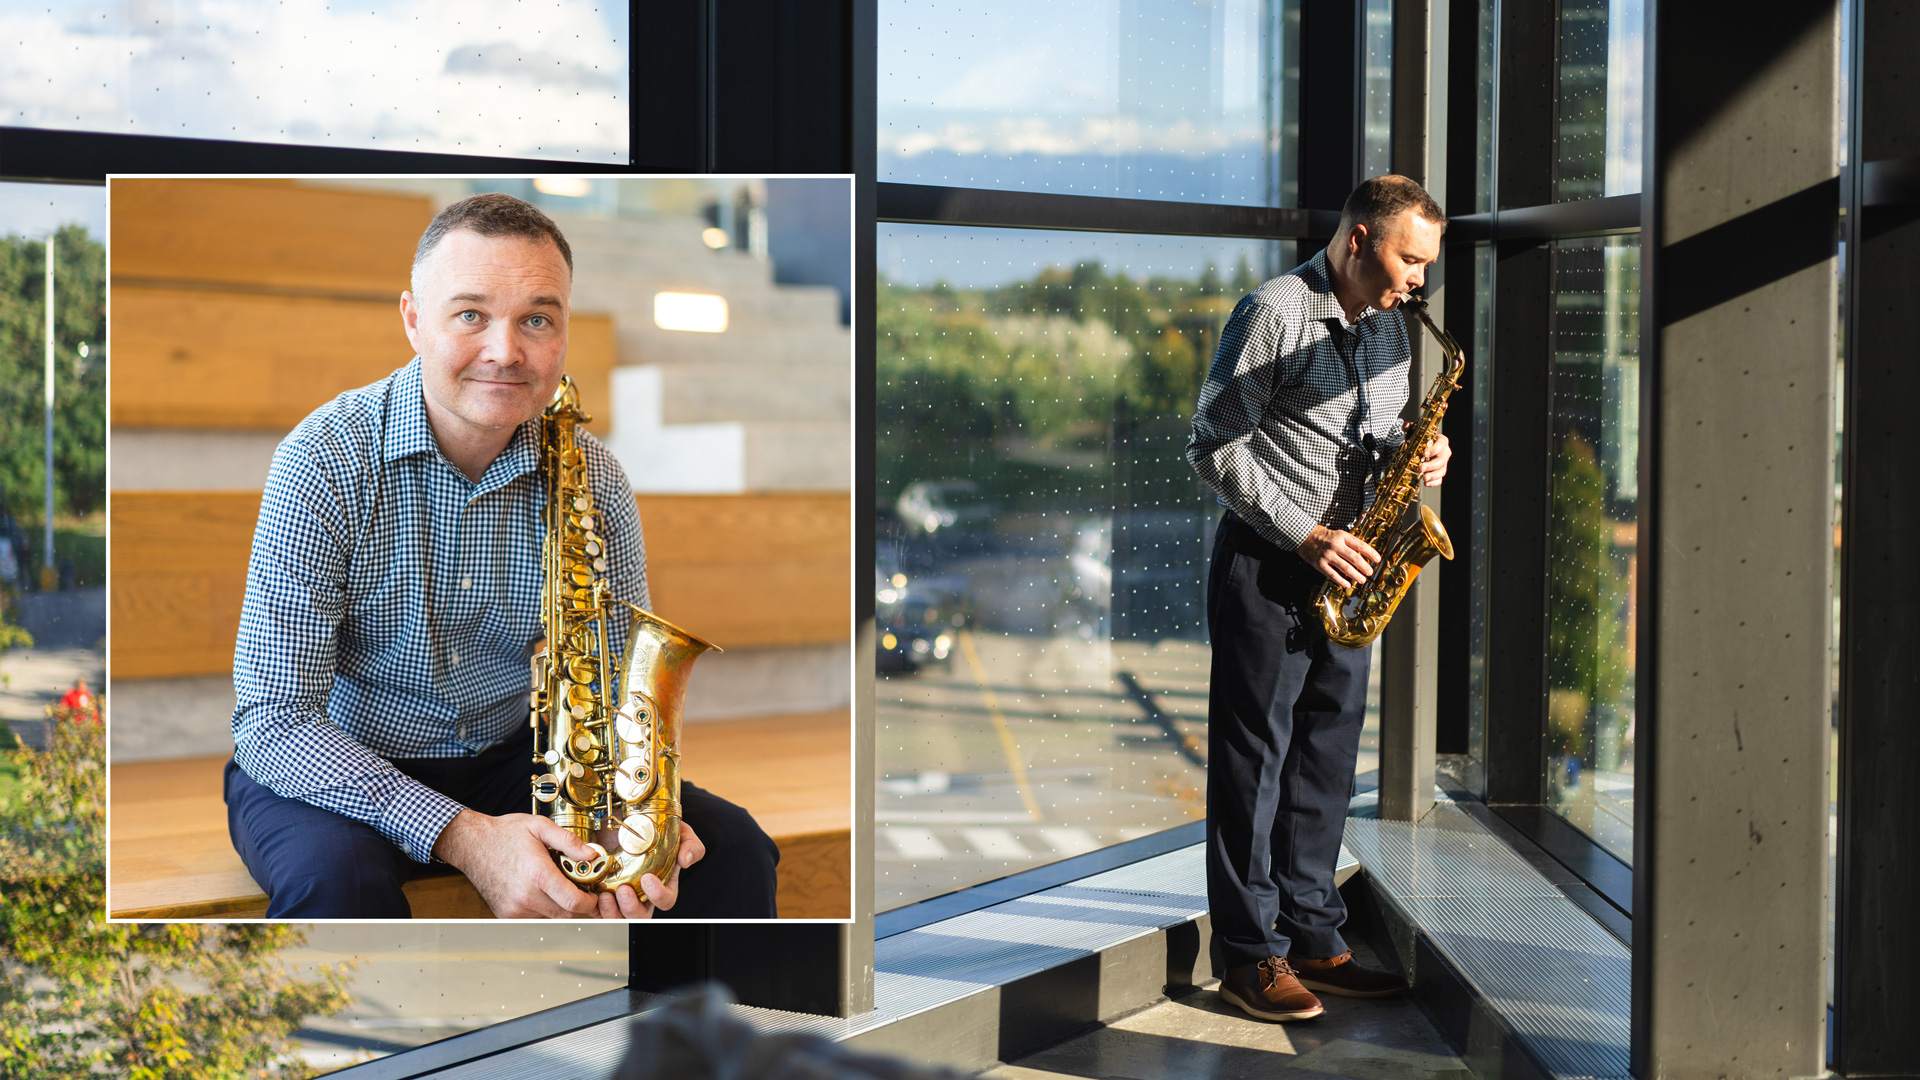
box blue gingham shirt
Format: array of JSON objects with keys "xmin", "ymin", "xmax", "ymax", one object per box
[
  {"xmin": 1186, "ymin": 249, "xmax": 1411, "ymax": 551},
  {"xmin": 231, "ymin": 358, "xmax": 649, "ymax": 864}
]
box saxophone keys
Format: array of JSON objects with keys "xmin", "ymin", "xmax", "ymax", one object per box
[
  {"xmin": 616, "ymin": 713, "xmax": 651, "ymax": 746},
  {"xmin": 616, "ymin": 814, "xmax": 656, "ymax": 855},
  {"xmin": 585, "ymin": 540, "xmax": 602, "ymax": 556},
  {"xmin": 614, "ymin": 757, "xmax": 653, "ymax": 801},
  {"xmin": 532, "ymin": 774, "xmax": 561, "ymax": 803},
  {"xmin": 572, "ymin": 495, "xmax": 590, "ymax": 512},
  {"xmin": 593, "ymin": 557, "xmax": 608, "ymax": 573},
  {"xmin": 560, "ymin": 842, "xmax": 612, "ymax": 885}
]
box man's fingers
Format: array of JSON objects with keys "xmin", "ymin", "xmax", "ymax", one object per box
[
  {"xmin": 640, "ymin": 871, "xmax": 680, "ymax": 912},
  {"xmin": 614, "ymin": 884, "xmax": 653, "ymax": 919},
  {"xmin": 535, "ymin": 864, "xmax": 599, "ymax": 917},
  {"xmin": 677, "ymin": 822, "xmax": 705, "ymax": 869},
  {"xmin": 528, "ymin": 816, "xmax": 599, "ymax": 862}
]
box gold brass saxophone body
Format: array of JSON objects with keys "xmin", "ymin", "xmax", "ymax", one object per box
[
  {"xmin": 1313, "ymin": 295, "xmax": 1466, "ymax": 649},
  {"xmin": 529, "ymin": 375, "xmax": 719, "ymax": 893}
]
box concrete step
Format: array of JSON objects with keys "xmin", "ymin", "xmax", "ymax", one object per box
[
  {"xmin": 615, "ymin": 324, "xmax": 851, "ymax": 369},
  {"xmin": 657, "ymin": 364, "xmax": 849, "ymax": 424},
  {"xmin": 745, "ymin": 422, "xmax": 851, "ymax": 490}
]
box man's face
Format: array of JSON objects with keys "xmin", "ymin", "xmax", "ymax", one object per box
[
  {"xmin": 400, "ymin": 229, "xmax": 570, "ymax": 445},
  {"xmin": 1346, "ymin": 210, "xmax": 1443, "ymax": 311}
]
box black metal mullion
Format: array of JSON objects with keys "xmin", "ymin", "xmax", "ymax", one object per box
[
  {"xmin": 1300, "ymin": 0, "xmax": 1363, "ymax": 211},
  {"xmin": 0, "ymin": 126, "xmax": 661, "ymax": 182},
  {"xmin": 877, "ymin": 182, "xmax": 1342, "ymax": 239}
]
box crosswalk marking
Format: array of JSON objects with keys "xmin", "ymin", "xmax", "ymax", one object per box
[
  {"xmin": 1037, "ymin": 827, "xmax": 1100, "ymax": 856},
  {"xmin": 884, "ymin": 827, "xmax": 949, "ymax": 859},
  {"xmin": 960, "ymin": 827, "xmax": 1032, "ymax": 858}
]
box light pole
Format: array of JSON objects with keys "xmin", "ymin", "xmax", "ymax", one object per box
[{"xmin": 40, "ymin": 234, "xmax": 54, "ymax": 593}]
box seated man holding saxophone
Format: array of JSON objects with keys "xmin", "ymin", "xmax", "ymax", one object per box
[{"xmin": 223, "ymin": 193, "xmax": 779, "ymax": 919}]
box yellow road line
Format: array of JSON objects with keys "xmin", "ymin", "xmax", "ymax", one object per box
[{"xmin": 957, "ymin": 630, "xmax": 1043, "ymax": 823}]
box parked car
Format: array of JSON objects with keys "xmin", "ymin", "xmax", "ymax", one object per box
[
  {"xmin": 875, "ymin": 543, "xmax": 971, "ymax": 673},
  {"xmin": 895, "ymin": 480, "xmax": 997, "ymax": 536}
]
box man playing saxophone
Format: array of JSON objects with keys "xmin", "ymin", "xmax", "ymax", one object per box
[
  {"xmin": 1186, "ymin": 176, "xmax": 1451, "ymax": 1019},
  {"xmin": 223, "ymin": 193, "xmax": 778, "ymax": 919}
]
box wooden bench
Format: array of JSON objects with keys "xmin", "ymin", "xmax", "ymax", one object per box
[{"xmin": 107, "ymin": 710, "xmax": 851, "ymax": 920}]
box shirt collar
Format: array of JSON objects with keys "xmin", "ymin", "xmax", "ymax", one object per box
[
  {"xmin": 383, "ymin": 358, "xmax": 436, "ymax": 462},
  {"xmin": 383, "ymin": 357, "xmax": 543, "ymax": 490},
  {"xmin": 1299, "ymin": 249, "xmax": 1369, "ymax": 329}
]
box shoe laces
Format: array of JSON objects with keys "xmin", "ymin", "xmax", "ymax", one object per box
[{"xmin": 1256, "ymin": 956, "xmax": 1298, "ymax": 985}]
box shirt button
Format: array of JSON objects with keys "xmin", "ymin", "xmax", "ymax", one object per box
[
  {"xmin": 450, "ymin": 651, "xmax": 461, "ymax": 667},
  {"xmin": 460, "ymin": 576, "xmax": 472, "ymax": 590}
]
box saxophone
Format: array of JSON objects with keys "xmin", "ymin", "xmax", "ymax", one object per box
[
  {"xmin": 1313, "ymin": 294, "xmax": 1466, "ymax": 649},
  {"xmin": 529, "ymin": 375, "xmax": 720, "ymax": 893}
]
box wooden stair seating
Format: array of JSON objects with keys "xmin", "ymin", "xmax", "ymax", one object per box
[
  {"xmin": 108, "ymin": 179, "xmax": 852, "ymax": 919},
  {"xmin": 108, "ymin": 710, "xmax": 851, "ymax": 920}
]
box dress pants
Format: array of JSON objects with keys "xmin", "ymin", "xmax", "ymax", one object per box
[
  {"xmin": 1204, "ymin": 512, "xmax": 1372, "ymax": 971},
  {"xmin": 226, "ymin": 730, "xmax": 780, "ymax": 919}
]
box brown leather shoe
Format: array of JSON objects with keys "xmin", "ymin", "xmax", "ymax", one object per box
[
  {"xmin": 1287, "ymin": 950, "xmax": 1406, "ymax": 998},
  {"xmin": 1219, "ymin": 957, "xmax": 1324, "ymax": 1020}
]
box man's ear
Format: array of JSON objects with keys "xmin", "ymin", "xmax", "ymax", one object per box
[
  {"xmin": 1347, "ymin": 221, "xmax": 1370, "ymax": 260},
  {"xmin": 399, "ymin": 291, "xmax": 422, "ymax": 352}
]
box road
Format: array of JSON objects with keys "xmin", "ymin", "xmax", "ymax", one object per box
[{"xmin": 876, "ymin": 628, "xmax": 1379, "ymax": 911}]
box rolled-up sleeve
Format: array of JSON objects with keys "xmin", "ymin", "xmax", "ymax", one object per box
[
  {"xmin": 230, "ymin": 440, "xmax": 463, "ymax": 864},
  {"xmin": 1186, "ymin": 295, "xmax": 1320, "ymax": 551}
]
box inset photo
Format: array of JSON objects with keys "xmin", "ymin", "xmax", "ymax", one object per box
[{"xmin": 105, "ymin": 177, "xmax": 853, "ymax": 922}]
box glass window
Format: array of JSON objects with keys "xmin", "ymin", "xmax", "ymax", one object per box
[
  {"xmin": 1361, "ymin": 0, "xmax": 1394, "ymax": 178},
  {"xmin": 876, "ymin": 224, "xmax": 1296, "ymax": 910},
  {"xmin": 1543, "ymin": 234, "xmax": 1639, "ymax": 864},
  {"xmin": 1465, "ymin": 243, "xmax": 1494, "ymax": 783},
  {"xmin": 0, "ymin": 1, "xmax": 628, "ymax": 163},
  {"xmin": 1474, "ymin": 0, "xmax": 1494, "ymax": 213},
  {"xmin": 880, "ymin": 0, "xmax": 1301, "ymax": 207},
  {"xmin": 1555, "ymin": 0, "xmax": 1644, "ymax": 200}
]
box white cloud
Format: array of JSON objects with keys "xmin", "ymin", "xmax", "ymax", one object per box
[
  {"xmin": 885, "ymin": 114, "xmax": 1262, "ymax": 159},
  {"xmin": 0, "ymin": 0, "xmax": 628, "ymax": 162}
]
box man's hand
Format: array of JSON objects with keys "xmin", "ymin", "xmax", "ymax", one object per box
[
  {"xmin": 1297, "ymin": 524, "xmax": 1380, "ymax": 588},
  {"xmin": 1417, "ymin": 430, "xmax": 1452, "ymax": 486},
  {"xmin": 432, "ymin": 808, "xmax": 604, "ymax": 919},
  {"xmin": 592, "ymin": 821, "xmax": 705, "ymax": 919}
]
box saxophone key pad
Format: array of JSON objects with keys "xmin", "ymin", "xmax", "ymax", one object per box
[
  {"xmin": 614, "ymin": 756, "xmax": 653, "ymax": 801},
  {"xmin": 617, "ymin": 814, "xmax": 656, "ymax": 855}
]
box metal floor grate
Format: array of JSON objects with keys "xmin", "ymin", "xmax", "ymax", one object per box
[{"xmin": 1343, "ymin": 793, "xmax": 1631, "ymax": 1079}]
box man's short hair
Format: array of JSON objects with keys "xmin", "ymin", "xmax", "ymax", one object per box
[
  {"xmin": 1336, "ymin": 175, "xmax": 1447, "ymax": 241},
  {"xmin": 414, "ymin": 192, "xmax": 574, "ymax": 276}
]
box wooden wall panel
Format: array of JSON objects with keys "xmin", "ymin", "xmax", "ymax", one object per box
[
  {"xmin": 111, "ymin": 179, "xmax": 433, "ymax": 294},
  {"xmin": 110, "ymin": 492, "xmax": 851, "ymax": 678},
  {"xmin": 110, "ymin": 285, "xmax": 614, "ymax": 436}
]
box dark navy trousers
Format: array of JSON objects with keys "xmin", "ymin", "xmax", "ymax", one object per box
[
  {"xmin": 1204, "ymin": 513, "xmax": 1372, "ymax": 971},
  {"xmin": 225, "ymin": 730, "xmax": 780, "ymax": 919}
]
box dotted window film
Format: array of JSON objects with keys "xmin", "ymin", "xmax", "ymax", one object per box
[
  {"xmin": 876, "ymin": 225, "xmax": 1392, "ymax": 913},
  {"xmin": 0, "ymin": 1, "xmax": 628, "ymax": 163},
  {"xmin": 1554, "ymin": 0, "xmax": 1644, "ymax": 202},
  {"xmin": 879, "ymin": 0, "xmax": 1303, "ymax": 208},
  {"xmin": 1543, "ymin": 235, "xmax": 1640, "ymax": 865}
]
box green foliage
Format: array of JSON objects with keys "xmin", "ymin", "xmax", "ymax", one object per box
[
  {"xmin": 0, "ymin": 225, "xmax": 106, "ymax": 524},
  {"xmin": 875, "ymin": 260, "xmax": 1247, "ymax": 507},
  {"xmin": 0, "ymin": 704, "xmax": 355, "ymax": 1080},
  {"xmin": 1546, "ymin": 432, "xmax": 1631, "ymax": 752}
]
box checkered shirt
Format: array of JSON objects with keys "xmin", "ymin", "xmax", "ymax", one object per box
[
  {"xmin": 1186, "ymin": 249, "xmax": 1411, "ymax": 551},
  {"xmin": 231, "ymin": 358, "xmax": 649, "ymax": 864}
]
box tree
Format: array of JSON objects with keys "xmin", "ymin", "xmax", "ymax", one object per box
[
  {"xmin": 0, "ymin": 703, "xmax": 355, "ymax": 1079},
  {"xmin": 0, "ymin": 226, "xmax": 106, "ymax": 524}
]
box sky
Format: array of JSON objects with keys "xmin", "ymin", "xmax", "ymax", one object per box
[
  {"xmin": 0, "ymin": 182, "xmax": 105, "ymax": 241},
  {"xmin": 0, "ymin": 0, "xmax": 629, "ymax": 162}
]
